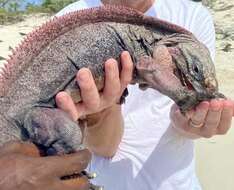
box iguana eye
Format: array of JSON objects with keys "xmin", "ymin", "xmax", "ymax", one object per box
[
  {"xmin": 193, "ymin": 64, "xmax": 199, "ymax": 74},
  {"xmin": 192, "ymin": 63, "xmax": 203, "ymax": 81}
]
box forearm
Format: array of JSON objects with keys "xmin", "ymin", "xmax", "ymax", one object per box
[{"xmin": 83, "ymin": 104, "xmax": 124, "ymax": 158}]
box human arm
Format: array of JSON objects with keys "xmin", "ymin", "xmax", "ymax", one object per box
[
  {"xmin": 56, "ymin": 51, "xmax": 133, "ymax": 157},
  {"xmin": 0, "ymin": 141, "xmax": 91, "ymax": 190}
]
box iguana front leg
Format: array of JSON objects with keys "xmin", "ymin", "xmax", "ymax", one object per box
[
  {"xmin": 23, "ymin": 107, "xmax": 84, "ymax": 155},
  {"xmin": 135, "ymin": 45, "xmax": 196, "ymax": 111},
  {"xmin": 136, "ymin": 45, "xmax": 181, "ymax": 91}
]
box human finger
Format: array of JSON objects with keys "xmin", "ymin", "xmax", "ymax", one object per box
[
  {"xmin": 76, "ymin": 68, "xmax": 100, "ymax": 113},
  {"xmin": 189, "ymin": 101, "xmax": 209, "ymax": 128},
  {"xmin": 201, "ymin": 99, "xmax": 223, "ymax": 138},
  {"xmin": 41, "ymin": 149, "xmax": 91, "ymax": 177},
  {"xmin": 119, "ymin": 51, "xmax": 133, "ymax": 93},
  {"xmin": 62, "ymin": 176, "xmax": 90, "ymax": 190},
  {"xmin": 217, "ymin": 100, "xmax": 234, "ymax": 135},
  {"xmin": 190, "ymin": 101, "xmax": 209, "ymax": 125},
  {"xmin": 56, "ymin": 92, "xmax": 79, "ymax": 121},
  {"xmin": 102, "ymin": 58, "xmax": 121, "ymax": 104},
  {"xmin": 170, "ymin": 104, "xmax": 201, "ymax": 137},
  {"xmin": 0, "ymin": 141, "xmax": 41, "ymax": 157},
  {"xmin": 44, "ymin": 179, "xmax": 89, "ymax": 190}
]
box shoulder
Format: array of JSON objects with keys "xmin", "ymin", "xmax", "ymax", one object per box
[
  {"xmin": 180, "ymin": 0, "xmax": 216, "ymax": 59},
  {"xmin": 155, "ymin": 0, "xmax": 215, "ymax": 58},
  {"xmin": 56, "ymin": 0, "xmax": 101, "ymax": 17},
  {"xmin": 155, "ymin": 0, "xmax": 213, "ymax": 29}
]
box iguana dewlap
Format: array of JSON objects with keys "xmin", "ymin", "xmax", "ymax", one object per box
[{"xmin": 0, "ymin": 6, "xmax": 224, "ymax": 155}]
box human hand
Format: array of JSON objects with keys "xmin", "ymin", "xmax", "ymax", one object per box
[
  {"xmin": 0, "ymin": 141, "xmax": 91, "ymax": 190},
  {"xmin": 170, "ymin": 99, "xmax": 234, "ymax": 139},
  {"xmin": 56, "ymin": 51, "xmax": 133, "ymax": 121}
]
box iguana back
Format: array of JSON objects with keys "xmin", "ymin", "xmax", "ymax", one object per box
[{"xmin": 0, "ymin": 6, "xmax": 223, "ymax": 154}]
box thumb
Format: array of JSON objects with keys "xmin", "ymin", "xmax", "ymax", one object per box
[
  {"xmin": 56, "ymin": 92, "xmax": 80, "ymax": 121},
  {"xmin": 170, "ymin": 103, "xmax": 180, "ymax": 119},
  {"xmin": 0, "ymin": 141, "xmax": 41, "ymax": 157}
]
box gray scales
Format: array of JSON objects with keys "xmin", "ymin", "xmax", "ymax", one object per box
[{"xmin": 0, "ymin": 6, "xmax": 224, "ymax": 155}]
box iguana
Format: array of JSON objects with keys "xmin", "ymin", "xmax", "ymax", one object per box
[{"xmin": 0, "ymin": 5, "xmax": 223, "ymax": 156}]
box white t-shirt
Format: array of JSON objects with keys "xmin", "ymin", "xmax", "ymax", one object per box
[{"xmin": 57, "ymin": 1, "xmax": 215, "ymax": 190}]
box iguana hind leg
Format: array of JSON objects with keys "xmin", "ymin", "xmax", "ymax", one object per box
[
  {"xmin": 0, "ymin": 114, "xmax": 22, "ymax": 146},
  {"xmin": 23, "ymin": 107, "xmax": 84, "ymax": 155}
]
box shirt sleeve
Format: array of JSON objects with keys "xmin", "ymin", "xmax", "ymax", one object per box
[{"xmin": 190, "ymin": 5, "xmax": 216, "ymax": 60}]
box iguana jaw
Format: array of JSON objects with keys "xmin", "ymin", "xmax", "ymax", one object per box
[
  {"xmin": 135, "ymin": 46, "xmax": 224, "ymax": 112},
  {"xmin": 171, "ymin": 49, "xmax": 225, "ymax": 111},
  {"xmin": 134, "ymin": 53, "xmax": 195, "ymax": 111},
  {"xmin": 174, "ymin": 67, "xmax": 194, "ymax": 90}
]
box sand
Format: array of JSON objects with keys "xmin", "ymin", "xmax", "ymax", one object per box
[
  {"xmin": 0, "ymin": 14, "xmax": 49, "ymax": 66},
  {"xmin": 0, "ymin": 2, "xmax": 233, "ymax": 189},
  {"xmin": 195, "ymin": 1, "xmax": 234, "ymax": 190}
]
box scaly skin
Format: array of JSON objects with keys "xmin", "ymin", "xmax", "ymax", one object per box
[{"xmin": 0, "ymin": 6, "xmax": 224, "ymax": 155}]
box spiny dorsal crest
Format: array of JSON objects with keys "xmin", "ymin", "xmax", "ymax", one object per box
[{"xmin": 0, "ymin": 5, "xmax": 192, "ymax": 96}]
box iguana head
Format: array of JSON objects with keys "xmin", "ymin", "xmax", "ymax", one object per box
[{"xmin": 135, "ymin": 34, "xmax": 225, "ymax": 112}]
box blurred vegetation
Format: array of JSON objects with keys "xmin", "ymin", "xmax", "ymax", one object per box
[
  {"xmin": 202, "ymin": 0, "xmax": 218, "ymax": 8},
  {"xmin": 0, "ymin": 0, "xmax": 77, "ymax": 25},
  {"xmin": 26, "ymin": 0, "xmax": 78, "ymax": 13}
]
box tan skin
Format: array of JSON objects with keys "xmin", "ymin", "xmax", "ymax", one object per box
[
  {"xmin": 0, "ymin": 142, "xmax": 91, "ymax": 190},
  {"xmin": 171, "ymin": 99, "xmax": 234, "ymax": 139}
]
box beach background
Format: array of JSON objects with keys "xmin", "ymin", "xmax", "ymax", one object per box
[
  {"xmin": 195, "ymin": 1, "xmax": 234, "ymax": 190},
  {"xmin": 0, "ymin": 0, "xmax": 234, "ymax": 189}
]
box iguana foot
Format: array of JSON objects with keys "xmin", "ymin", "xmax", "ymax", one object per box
[{"xmin": 23, "ymin": 107, "xmax": 84, "ymax": 155}]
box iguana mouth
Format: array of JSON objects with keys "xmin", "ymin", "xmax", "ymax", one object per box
[
  {"xmin": 169, "ymin": 47, "xmax": 194, "ymax": 91},
  {"xmin": 176, "ymin": 68, "xmax": 194, "ymax": 90}
]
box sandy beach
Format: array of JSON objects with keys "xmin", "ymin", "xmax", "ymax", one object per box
[
  {"xmin": 0, "ymin": 13, "xmax": 49, "ymax": 66},
  {"xmin": 0, "ymin": 1, "xmax": 233, "ymax": 189},
  {"xmin": 195, "ymin": 1, "xmax": 234, "ymax": 190}
]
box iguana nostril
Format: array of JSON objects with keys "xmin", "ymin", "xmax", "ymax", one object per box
[{"xmin": 205, "ymin": 77, "xmax": 218, "ymax": 91}]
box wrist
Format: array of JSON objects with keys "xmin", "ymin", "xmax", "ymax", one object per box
[
  {"xmin": 82, "ymin": 104, "xmax": 123, "ymax": 157},
  {"xmin": 171, "ymin": 123, "xmax": 201, "ymax": 140},
  {"xmin": 82, "ymin": 105, "xmax": 118, "ymax": 128}
]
